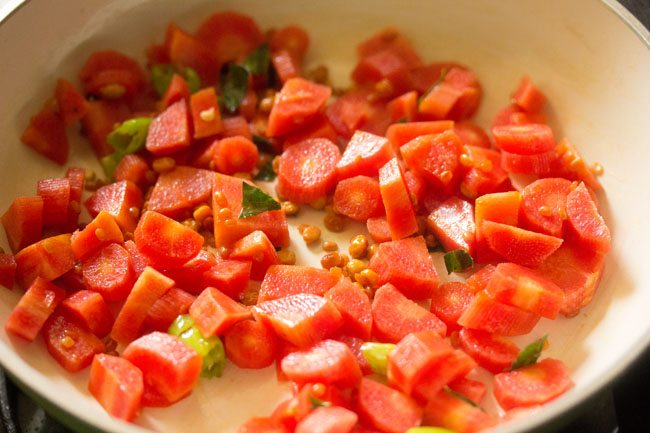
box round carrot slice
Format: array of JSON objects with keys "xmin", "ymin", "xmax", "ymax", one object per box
[
  {"xmin": 276, "ymin": 138, "xmax": 341, "ymax": 203},
  {"xmin": 213, "ymin": 136, "xmax": 259, "ymax": 175},
  {"xmin": 270, "ymin": 25, "xmax": 310, "ymax": 63},
  {"xmin": 82, "ymin": 243, "xmax": 134, "ymax": 301},
  {"xmin": 521, "ymin": 177, "xmax": 573, "ymax": 237},
  {"xmin": 133, "ymin": 211, "xmax": 204, "ymax": 269},
  {"xmin": 566, "ymin": 182, "xmax": 611, "ymax": 253},
  {"xmin": 224, "ymin": 319, "xmax": 277, "ymax": 369},
  {"xmin": 493, "ymin": 358, "xmax": 573, "ymax": 410},
  {"xmin": 195, "ymin": 11, "xmax": 263, "ymax": 63},
  {"xmin": 482, "ymin": 220, "xmax": 563, "ymax": 268},
  {"xmin": 458, "ymin": 328, "xmax": 520, "ymax": 374},
  {"xmin": 333, "ymin": 175, "xmax": 383, "ymax": 221}
]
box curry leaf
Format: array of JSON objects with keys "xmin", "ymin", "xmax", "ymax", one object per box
[
  {"xmin": 252, "ymin": 135, "xmax": 277, "ymax": 154},
  {"xmin": 239, "ymin": 183, "xmax": 281, "ymax": 218},
  {"xmin": 254, "ymin": 160, "xmax": 277, "ymax": 181},
  {"xmin": 511, "ymin": 335, "xmax": 547, "ymax": 370},
  {"xmin": 243, "ymin": 43, "xmax": 270, "ymax": 76},
  {"xmin": 219, "ymin": 64, "xmax": 249, "ymax": 113}
]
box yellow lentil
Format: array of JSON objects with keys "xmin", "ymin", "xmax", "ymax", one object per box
[
  {"xmin": 322, "ymin": 240, "xmax": 338, "ymax": 252},
  {"xmin": 301, "ymin": 225, "xmax": 321, "ymax": 244},
  {"xmin": 152, "ymin": 157, "xmax": 176, "ymax": 174},
  {"xmin": 278, "ymin": 249, "xmax": 297, "ymax": 265},
  {"xmin": 348, "ymin": 234, "xmax": 369, "ymax": 259},
  {"xmin": 321, "ymin": 252, "xmax": 342, "ymax": 269},
  {"xmin": 324, "ymin": 212, "xmax": 345, "ymax": 232},
  {"xmin": 281, "ymin": 201, "xmax": 300, "ymax": 216}
]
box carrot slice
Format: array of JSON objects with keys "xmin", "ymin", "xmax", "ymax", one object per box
[
  {"xmin": 166, "ymin": 24, "xmax": 219, "ymax": 84},
  {"xmin": 15, "ymin": 234, "xmax": 75, "ymax": 289},
  {"xmin": 5, "ymin": 277, "xmax": 65, "ymax": 341},
  {"xmin": 252, "ymin": 293, "xmax": 343, "ymax": 348},
  {"xmin": 427, "ymin": 196, "xmax": 475, "ymax": 256},
  {"xmin": 224, "ymin": 319, "xmax": 278, "ymax": 369},
  {"xmin": 482, "ymin": 221, "xmax": 563, "ymax": 268},
  {"xmin": 190, "ymin": 87, "xmax": 223, "ymax": 139},
  {"xmin": 43, "ymin": 313, "xmax": 105, "ymax": 372},
  {"xmin": 324, "ymin": 278, "xmax": 373, "ymax": 340},
  {"xmin": 492, "ymin": 124, "xmax": 556, "ymax": 155},
  {"xmin": 61, "ymin": 290, "xmax": 114, "ymax": 338},
  {"xmin": 21, "ymin": 102, "xmax": 69, "ymax": 165},
  {"xmin": 355, "ymin": 377, "xmax": 422, "ymax": 433},
  {"xmin": 70, "ymin": 210, "xmax": 123, "ymax": 261},
  {"xmin": 189, "ymin": 287, "xmax": 252, "ymax": 336},
  {"xmin": 485, "ymin": 262, "xmax": 565, "ymax": 319},
  {"xmin": 368, "ymin": 236, "xmax": 438, "ymax": 300},
  {"xmin": 1, "ymin": 196, "xmax": 43, "ymax": 254},
  {"xmin": 474, "ymin": 191, "xmax": 521, "ymax": 263},
  {"xmin": 79, "ymin": 50, "xmax": 145, "ymax": 99},
  {"xmin": 111, "ymin": 267, "xmax": 175, "ymax": 345},
  {"xmin": 512, "ymin": 76, "xmax": 546, "ymax": 114},
  {"xmin": 258, "ymin": 265, "xmax": 339, "ymax": 303},
  {"xmin": 213, "ymin": 136, "xmax": 259, "ymax": 175},
  {"xmin": 430, "ymin": 281, "xmax": 474, "ymax": 333},
  {"xmin": 378, "ymin": 158, "xmax": 418, "ymax": 240},
  {"xmin": 142, "ymin": 288, "xmax": 196, "ymax": 333},
  {"xmin": 332, "ymin": 176, "xmax": 384, "ymax": 222},
  {"xmin": 372, "ymin": 283, "xmax": 447, "ymax": 342},
  {"xmin": 387, "ymin": 91, "xmax": 418, "ymax": 123},
  {"xmin": 145, "ymin": 100, "xmax": 191, "ymax": 155},
  {"xmin": 501, "ymin": 148, "xmax": 556, "ymax": 175},
  {"xmin": 385, "ymin": 120, "xmax": 454, "ymax": 152},
  {"xmin": 196, "ymin": 11, "xmax": 263, "ymax": 64},
  {"xmin": 565, "ymin": 182, "xmax": 611, "ymax": 253},
  {"xmin": 159, "ymin": 74, "xmax": 190, "ymax": 109},
  {"xmin": 0, "ymin": 254, "xmax": 17, "ymax": 289},
  {"xmin": 55, "ymin": 79, "xmax": 88, "ymax": 125},
  {"xmin": 520, "ymin": 178, "xmax": 573, "ymax": 237},
  {"xmin": 85, "ymin": 180, "xmax": 143, "ymax": 233},
  {"xmin": 458, "ymin": 328, "xmax": 520, "ymax": 374},
  {"xmin": 276, "ymin": 138, "xmax": 341, "ymax": 204},
  {"xmin": 337, "ymin": 130, "xmax": 394, "ymax": 180},
  {"xmin": 114, "ymin": 154, "xmax": 150, "ymax": 190},
  {"xmin": 459, "ymin": 145, "xmax": 510, "ymax": 199},
  {"xmin": 229, "ymin": 231, "xmax": 280, "ymax": 281},
  {"xmin": 146, "ymin": 166, "xmax": 214, "ymax": 219},
  {"xmin": 88, "ymin": 354, "xmax": 143, "ymax": 422},
  {"xmin": 81, "ymin": 100, "xmax": 131, "ymax": 158},
  {"xmin": 454, "ymin": 121, "xmax": 491, "ymax": 148},
  {"xmin": 457, "ymin": 291, "xmax": 540, "ymax": 336},
  {"xmin": 82, "ymin": 243, "xmax": 134, "ymax": 302},
  {"xmin": 134, "ymin": 211, "xmax": 204, "ymax": 269},
  {"xmin": 366, "ymin": 217, "xmax": 392, "ymax": 244},
  {"xmin": 493, "ymin": 358, "xmax": 573, "ymax": 410},
  {"xmin": 400, "ymin": 130, "xmax": 464, "ymax": 194},
  {"xmin": 423, "ymin": 388, "xmax": 497, "ymax": 433},
  {"xmin": 267, "ymin": 78, "xmax": 331, "ymax": 137},
  {"xmin": 270, "ymin": 25, "xmax": 310, "ymax": 64},
  {"xmin": 387, "ymin": 331, "xmax": 453, "ymax": 396},
  {"xmin": 281, "ymin": 339, "xmax": 362, "ymax": 388},
  {"xmin": 271, "ymin": 50, "xmax": 300, "ymax": 84}
]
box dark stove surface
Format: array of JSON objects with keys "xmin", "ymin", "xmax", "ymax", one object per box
[{"xmin": 0, "ymin": 1, "xmax": 648, "ymax": 433}]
